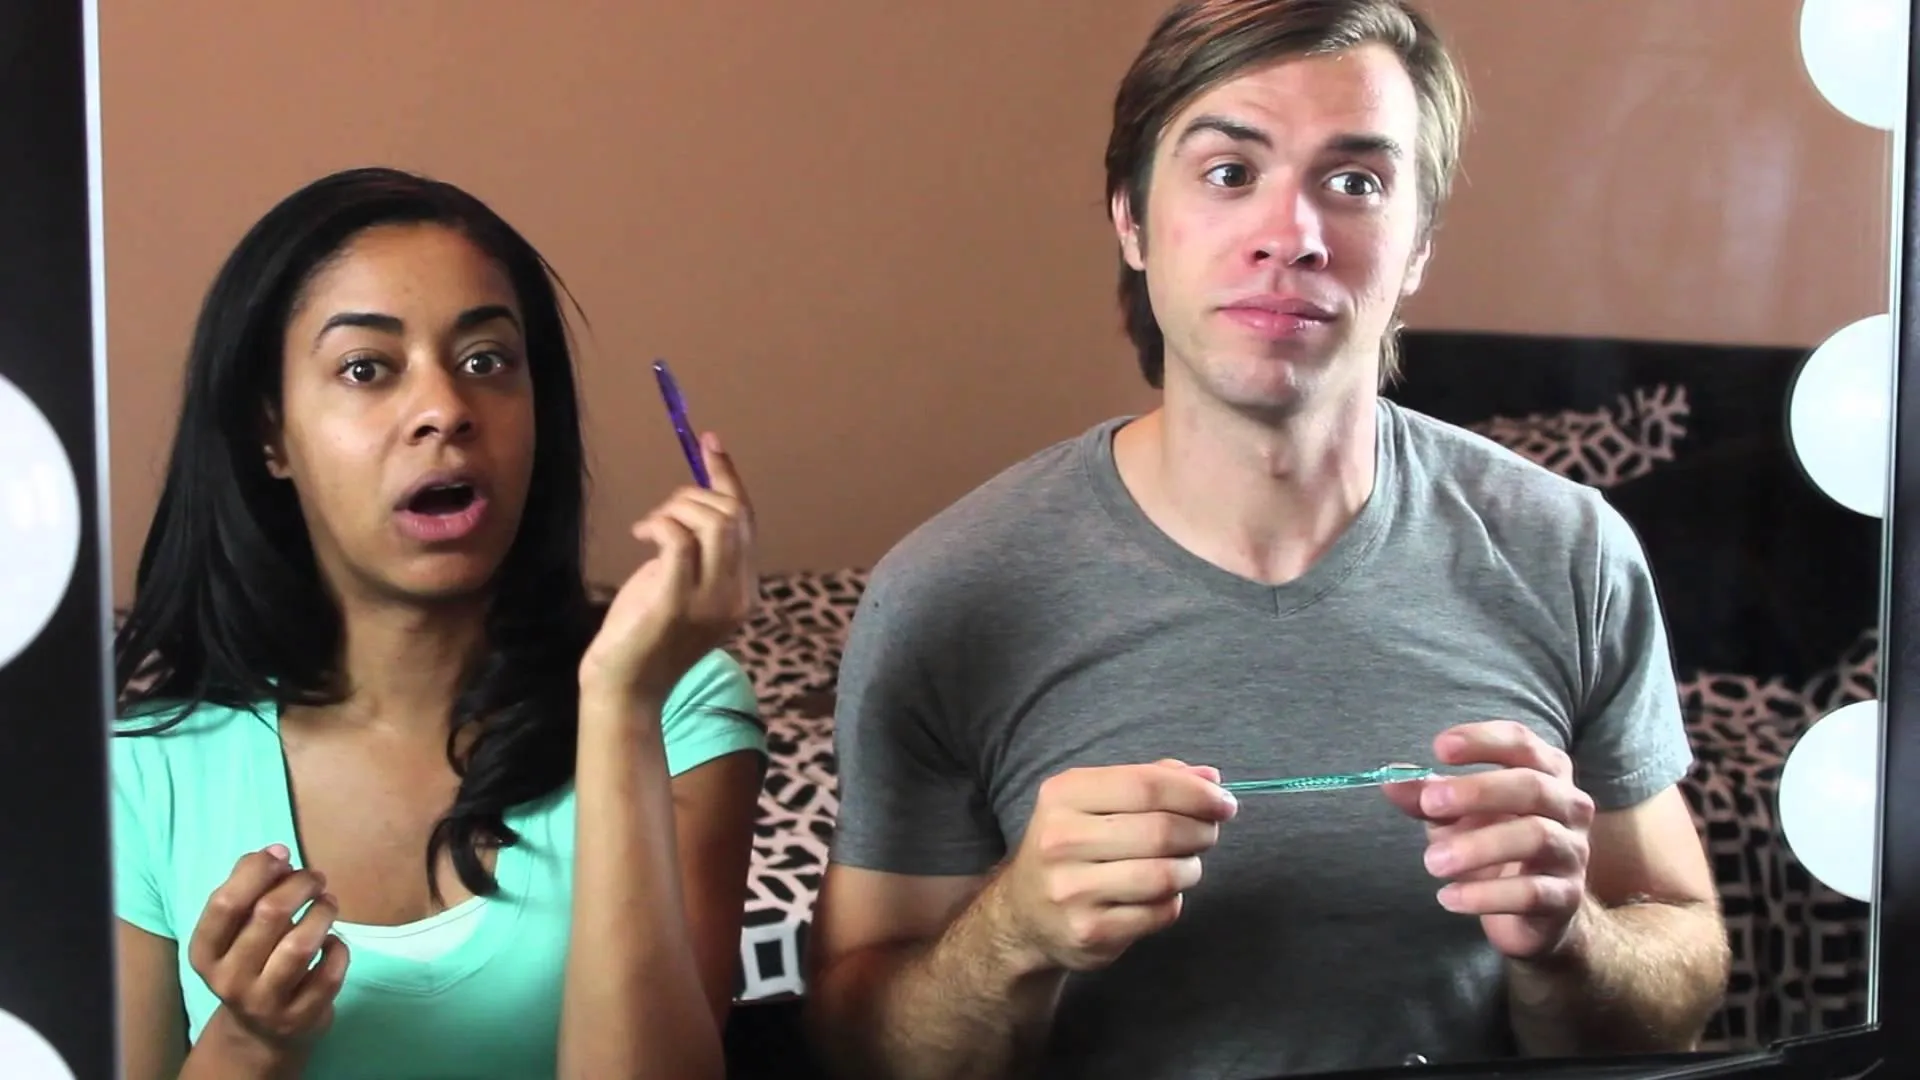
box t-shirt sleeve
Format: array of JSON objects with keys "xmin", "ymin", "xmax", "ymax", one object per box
[
  {"xmin": 829, "ymin": 565, "xmax": 1004, "ymax": 877},
  {"xmin": 1572, "ymin": 499, "xmax": 1696, "ymax": 811},
  {"xmin": 109, "ymin": 734, "xmax": 176, "ymax": 939},
  {"xmin": 660, "ymin": 648, "xmax": 768, "ymax": 778}
]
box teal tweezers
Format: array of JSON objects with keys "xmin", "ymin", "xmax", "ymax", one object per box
[{"xmin": 1222, "ymin": 764, "xmax": 1433, "ymax": 795}]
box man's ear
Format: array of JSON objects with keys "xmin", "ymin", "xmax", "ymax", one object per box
[
  {"xmin": 1111, "ymin": 189, "xmax": 1146, "ymax": 272},
  {"xmin": 1401, "ymin": 235, "xmax": 1433, "ymax": 298}
]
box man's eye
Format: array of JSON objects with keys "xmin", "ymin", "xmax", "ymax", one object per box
[
  {"xmin": 1205, "ymin": 163, "xmax": 1254, "ymax": 188},
  {"xmin": 1328, "ymin": 171, "xmax": 1381, "ymax": 197}
]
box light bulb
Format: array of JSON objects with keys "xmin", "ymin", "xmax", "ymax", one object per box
[
  {"xmin": 0, "ymin": 1009, "xmax": 74, "ymax": 1080},
  {"xmin": 1798, "ymin": 0, "xmax": 1911, "ymax": 131},
  {"xmin": 1777, "ymin": 699, "xmax": 1881, "ymax": 902},
  {"xmin": 0, "ymin": 373, "xmax": 83, "ymax": 672},
  {"xmin": 1787, "ymin": 313, "xmax": 1894, "ymax": 518}
]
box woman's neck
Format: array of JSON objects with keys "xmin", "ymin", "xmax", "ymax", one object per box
[{"xmin": 308, "ymin": 593, "xmax": 491, "ymax": 738}]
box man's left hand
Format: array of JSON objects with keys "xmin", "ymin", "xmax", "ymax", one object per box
[{"xmin": 1382, "ymin": 720, "xmax": 1599, "ymax": 962}]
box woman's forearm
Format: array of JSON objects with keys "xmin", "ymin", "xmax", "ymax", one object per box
[
  {"xmin": 177, "ymin": 1010, "xmax": 309, "ymax": 1080},
  {"xmin": 558, "ymin": 690, "xmax": 724, "ymax": 1080}
]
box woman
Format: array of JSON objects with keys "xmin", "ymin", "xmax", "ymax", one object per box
[{"xmin": 110, "ymin": 167, "xmax": 766, "ymax": 1079}]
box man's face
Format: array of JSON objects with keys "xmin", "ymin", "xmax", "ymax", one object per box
[{"xmin": 1114, "ymin": 43, "xmax": 1432, "ymax": 417}]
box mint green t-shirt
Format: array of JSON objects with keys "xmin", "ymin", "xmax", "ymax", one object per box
[{"xmin": 110, "ymin": 649, "xmax": 766, "ymax": 1079}]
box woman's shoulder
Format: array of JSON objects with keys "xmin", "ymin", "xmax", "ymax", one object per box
[
  {"xmin": 109, "ymin": 699, "xmax": 277, "ymax": 784},
  {"xmin": 658, "ymin": 648, "xmax": 767, "ymax": 777}
]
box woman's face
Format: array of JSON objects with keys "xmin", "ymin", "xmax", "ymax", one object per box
[{"xmin": 266, "ymin": 222, "xmax": 537, "ymax": 606}]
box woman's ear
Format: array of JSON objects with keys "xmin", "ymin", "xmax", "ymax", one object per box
[{"xmin": 260, "ymin": 408, "xmax": 291, "ymax": 480}]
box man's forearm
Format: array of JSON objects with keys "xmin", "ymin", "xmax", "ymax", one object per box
[
  {"xmin": 808, "ymin": 875, "xmax": 1066, "ymax": 1080},
  {"xmin": 1507, "ymin": 897, "xmax": 1730, "ymax": 1057},
  {"xmin": 560, "ymin": 693, "xmax": 723, "ymax": 1080}
]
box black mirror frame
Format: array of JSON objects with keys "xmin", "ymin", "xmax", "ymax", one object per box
[{"xmin": 3, "ymin": 0, "xmax": 1917, "ymax": 1077}]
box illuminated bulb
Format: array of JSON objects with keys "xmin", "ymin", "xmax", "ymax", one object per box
[
  {"xmin": 1798, "ymin": 0, "xmax": 1910, "ymax": 130},
  {"xmin": 0, "ymin": 1009, "xmax": 75, "ymax": 1080},
  {"xmin": 1777, "ymin": 699, "xmax": 1881, "ymax": 902},
  {"xmin": 1787, "ymin": 313, "xmax": 1894, "ymax": 517},
  {"xmin": 0, "ymin": 373, "xmax": 83, "ymax": 672}
]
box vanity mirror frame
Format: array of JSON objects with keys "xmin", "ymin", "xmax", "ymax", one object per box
[{"xmin": 2, "ymin": 0, "xmax": 1918, "ymax": 1077}]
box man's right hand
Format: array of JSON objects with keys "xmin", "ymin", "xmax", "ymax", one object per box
[
  {"xmin": 186, "ymin": 844, "xmax": 350, "ymax": 1067},
  {"xmin": 987, "ymin": 759, "xmax": 1238, "ymax": 973}
]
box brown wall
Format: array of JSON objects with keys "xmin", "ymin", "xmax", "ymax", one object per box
[{"xmin": 98, "ymin": 0, "xmax": 1895, "ymax": 599}]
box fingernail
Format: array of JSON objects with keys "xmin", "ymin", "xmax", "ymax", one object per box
[
  {"xmin": 1437, "ymin": 884, "xmax": 1464, "ymax": 911},
  {"xmin": 1425, "ymin": 844, "xmax": 1455, "ymax": 876},
  {"xmin": 312, "ymin": 870, "xmax": 327, "ymax": 888},
  {"xmin": 265, "ymin": 843, "xmax": 290, "ymax": 862},
  {"xmin": 321, "ymin": 892, "xmax": 338, "ymax": 907},
  {"xmin": 1220, "ymin": 789, "xmax": 1239, "ymax": 814},
  {"xmin": 1423, "ymin": 784, "xmax": 1454, "ymax": 814},
  {"xmin": 703, "ymin": 432, "xmax": 724, "ymax": 453}
]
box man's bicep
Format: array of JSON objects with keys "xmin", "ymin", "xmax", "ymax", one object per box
[
  {"xmin": 1572, "ymin": 501, "xmax": 1695, "ymax": 811},
  {"xmin": 1586, "ymin": 785, "xmax": 1716, "ymax": 909},
  {"xmin": 808, "ymin": 864, "xmax": 990, "ymax": 976}
]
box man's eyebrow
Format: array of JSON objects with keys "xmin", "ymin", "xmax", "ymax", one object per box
[
  {"xmin": 1326, "ymin": 133, "xmax": 1405, "ymax": 160},
  {"xmin": 1172, "ymin": 114, "xmax": 1271, "ymax": 152},
  {"xmin": 1171, "ymin": 117, "xmax": 1405, "ymax": 163}
]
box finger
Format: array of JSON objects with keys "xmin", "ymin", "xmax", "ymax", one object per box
[
  {"xmin": 1434, "ymin": 721, "xmax": 1571, "ymax": 778},
  {"xmin": 218, "ymin": 869, "xmax": 328, "ymax": 986},
  {"xmin": 1050, "ymin": 856, "xmax": 1204, "ymax": 907},
  {"xmin": 1421, "ymin": 768, "xmax": 1593, "ymax": 827},
  {"xmin": 285, "ymin": 933, "xmax": 350, "ymax": 1027},
  {"xmin": 631, "ymin": 514, "xmax": 699, "ymax": 591},
  {"xmin": 1437, "ymin": 873, "xmax": 1585, "ymax": 920},
  {"xmin": 187, "ymin": 848, "xmax": 298, "ymax": 976},
  {"xmin": 1428, "ymin": 815, "xmax": 1586, "ymax": 881},
  {"xmin": 1044, "ymin": 766, "xmax": 1238, "ymax": 823},
  {"xmin": 1046, "ymin": 811, "xmax": 1221, "ymax": 864},
  {"xmin": 655, "ymin": 494, "xmax": 739, "ymax": 588},
  {"xmin": 255, "ymin": 894, "xmax": 339, "ymax": 1006},
  {"xmin": 1381, "ymin": 776, "xmax": 1436, "ymax": 821},
  {"xmin": 1152, "ymin": 758, "xmax": 1221, "ymax": 785},
  {"xmin": 699, "ymin": 432, "xmax": 752, "ymax": 512},
  {"xmin": 1061, "ymin": 895, "xmax": 1184, "ymax": 959}
]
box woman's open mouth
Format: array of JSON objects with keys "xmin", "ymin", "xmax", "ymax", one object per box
[{"xmin": 394, "ymin": 479, "xmax": 490, "ymax": 543}]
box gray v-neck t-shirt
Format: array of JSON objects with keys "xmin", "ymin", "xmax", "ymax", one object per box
[{"xmin": 828, "ymin": 398, "xmax": 1693, "ymax": 1078}]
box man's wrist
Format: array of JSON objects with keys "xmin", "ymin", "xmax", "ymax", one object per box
[
  {"xmin": 1513, "ymin": 893, "xmax": 1608, "ymax": 984},
  {"xmin": 969, "ymin": 867, "xmax": 1058, "ymax": 985}
]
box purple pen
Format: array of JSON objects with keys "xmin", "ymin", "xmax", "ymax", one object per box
[{"xmin": 652, "ymin": 359, "xmax": 712, "ymax": 489}]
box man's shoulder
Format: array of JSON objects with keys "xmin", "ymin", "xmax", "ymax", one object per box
[
  {"xmin": 865, "ymin": 419, "xmax": 1120, "ymax": 598},
  {"xmin": 1392, "ymin": 401, "xmax": 1618, "ymax": 531}
]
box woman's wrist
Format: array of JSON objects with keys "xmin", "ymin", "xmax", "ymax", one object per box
[
  {"xmin": 577, "ymin": 680, "xmax": 671, "ymax": 741},
  {"xmin": 191, "ymin": 1008, "xmax": 308, "ymax": 1079}
]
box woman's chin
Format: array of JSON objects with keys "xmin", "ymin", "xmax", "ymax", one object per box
[{"xmin": 378, "ymin": 555, "xmax": 504, "ymax": 606}]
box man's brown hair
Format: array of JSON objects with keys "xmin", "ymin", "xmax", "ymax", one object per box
[{"xmin": 1104, "ymin": 0, "xmax": 1470, "ymax": 388}]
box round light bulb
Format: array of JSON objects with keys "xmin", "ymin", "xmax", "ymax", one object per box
[
  {"xmin": 1777, "ymin": 699, "xmax": 1881, "ymax": 903},
  {"xmin": 1798, "ymin": 0, "xmax": 1911, "ymax": 130},
  {"xmin": 0, "ymin": 1009, "xmax": 75, "ymax": 1080},
  {"xmin": 0, "ymin": 374, "xmax": 83, "ymax": 672},
  {"xmin": 1787, "ymin": 313, "xmax": 1894, "ymax": 518}
]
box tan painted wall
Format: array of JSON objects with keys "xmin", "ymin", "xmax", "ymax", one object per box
[{"xmin": 97, "ymin": 0, "xmax": 1894, "ymax": 597}]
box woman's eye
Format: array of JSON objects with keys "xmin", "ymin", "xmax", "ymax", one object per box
[
  {"xmin": 1204, "ymin": 162, "xmax": 1254, "ymax": 188},
  {"xmin": 343, "ymin": 358, "xmax": 381, "ymax": 383},
  {"xmin": 462, "ymin": 352, "xmax": 510, "ymax": 376}
]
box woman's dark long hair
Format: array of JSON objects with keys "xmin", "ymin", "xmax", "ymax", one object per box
[{"xmin": 115, "ymin": 166, "xmax": 599, "ymax": 901}]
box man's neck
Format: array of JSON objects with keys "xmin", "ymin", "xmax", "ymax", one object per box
[
  {"xmin": 293, "ymin": 590, "xmax": 492, "ymax": 741},
  {"xmin": 1112, "ymin": 381, "xmax": 1379, "ymax": 587}
]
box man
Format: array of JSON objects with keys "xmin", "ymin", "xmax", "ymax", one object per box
[{"xmin": 803, "ymin": 1, "xmax": 1731, "ymax": 1076}]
